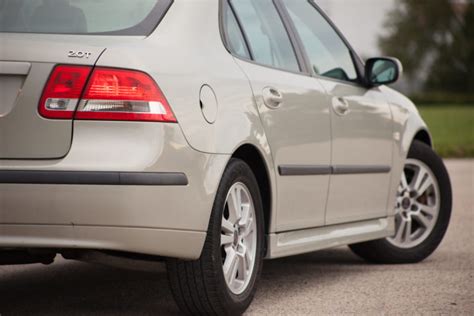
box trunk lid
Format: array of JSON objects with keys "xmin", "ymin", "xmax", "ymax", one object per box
[
  {"xmin": 0, "ymin": 0, "xmax": 171, "ymax": 159},
  {"xmin": 0, "ymin": 34, "xmax": 105, "ymax": 159}
]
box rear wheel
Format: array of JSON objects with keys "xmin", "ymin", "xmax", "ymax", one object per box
[
  {"xmin": 350, "ymin": 140, "xmax": 452, "ymax": 264},
  {"xmin": 167, "ymin": 158, "xmax": 264, "ymax": 315}
]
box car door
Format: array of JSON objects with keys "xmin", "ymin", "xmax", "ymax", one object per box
[
  {"xmin": 224, "ymin": 0, "xmax": 331, "ymax": 231},
  {"xmin": 281, "ymin": 0, "xmax": 394, "ymax": 225}
]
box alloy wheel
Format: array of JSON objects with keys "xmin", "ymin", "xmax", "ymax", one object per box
[
  {"xmin": 221, "ymin": 182, "xmax": 257, "ymax": 295},
  {"xmin": 388, "ymin": 159, "xmax": 441, "ymax": 248}
]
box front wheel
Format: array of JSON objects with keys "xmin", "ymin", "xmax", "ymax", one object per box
[
  {"xmin": 167, "ymin": 158, "xmax": 265, "ymax": 315},
  {"xmin": 350, "ymin": 140, "xmax": 452, "ymax": 264}
]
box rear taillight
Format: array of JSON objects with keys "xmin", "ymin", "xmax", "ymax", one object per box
[
  {"xmin": 76, "ymin": 68, "xmax": 176, "ymax": 122},
  {"xmin": 39, "ymin": 66, "xmax": 176, "ymax": 122},
  {"xmin": 39, "ymin": 65, "xmax": 92, "ymax": 119}
]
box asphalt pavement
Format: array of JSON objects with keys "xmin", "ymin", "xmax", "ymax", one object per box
[{"xmin": 0, "ymin": 159, "xmax": 472, "ymax": 315}]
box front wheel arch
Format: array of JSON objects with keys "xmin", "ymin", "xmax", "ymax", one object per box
[
  {"xmin": 413, "ymin": 129, "xmax": 433, "ymax": 148},
  {"xmin": 349, "ymin": 140, "xmax": 452, "ymax": 264}
]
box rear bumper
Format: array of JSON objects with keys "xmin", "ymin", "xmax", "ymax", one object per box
[
  {"xmin": 0, "ymin": 179, "xmax": 209, "ymax": 259},
  {"xmin": 0, "ymin": 121, "xmax": 230, "ymax": 259},
  {"xmin": 0, "ymin": 224, "xmax": 205, "ymax": 259}
]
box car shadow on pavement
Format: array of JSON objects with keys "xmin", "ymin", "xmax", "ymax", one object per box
[
  {"xmin": 256, "ymin": 247, "xmax": 370, "ymax": 296},
  {"xmin": 0, "ymin": 247, "xmax": 366, "ymax": 315}
]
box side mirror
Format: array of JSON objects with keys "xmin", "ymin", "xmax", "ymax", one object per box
[{"xmin": 365, "ymin": 57, "xmax": 403, "ymax": 87}]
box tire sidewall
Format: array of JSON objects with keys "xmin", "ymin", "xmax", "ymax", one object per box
[
  {"xmin": 384, "ymin": 141, "xmax": 452, "ymax": 260},
  {"xmin": 206, "ymin": 158, "xmax": 265, "ymax": 312}
]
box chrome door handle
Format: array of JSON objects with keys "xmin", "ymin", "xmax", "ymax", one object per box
[
  {"xmin": 263, "ymin": 87, "xmax": 283, "ymax": 109},
  {"xmin": 332, "ymin": 97, "xmax": 350, "ymax": 116}
]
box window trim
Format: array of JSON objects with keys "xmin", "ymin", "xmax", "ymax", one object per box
[
  {"xmin": 272, "ymin": 0, "xmax": 311, "ymax": 74},
  {"xmin": 0, "ymin": 0, "xmax": 173, "ymax": 36},
  {"xmin": 276, "ymin": 0, "xmax": 368, "ymax": 88},
  {"xmin": 268, "ymin": 0, "xmax": 306, "ymax": 73},
  {"xmin": 223, "ymin": 0, "xmax": 254, "ymax": 60},
  {"xmin": 219, "ymin": 0, "xmax": 311, "ymax": 77}
]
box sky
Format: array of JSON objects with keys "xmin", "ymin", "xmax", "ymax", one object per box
[{"xmin": 317, "ymin": 0, "xmax": 396, "ymax": 58}]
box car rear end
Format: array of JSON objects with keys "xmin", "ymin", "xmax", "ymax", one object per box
[{"xmin": 0, "ymin": 0, "xmax": 226, "ymax": 260}]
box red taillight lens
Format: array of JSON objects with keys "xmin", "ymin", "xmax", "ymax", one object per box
[
  {"xmin": 76, "ymin": 68, "xmax": 176, "ymax": 122},
  {"xmin": 39, "ymin": 65, "xmax": 92, "ymax": 119},
  {"xmin": 39, "ymin": 66, "xmax": 176, "ymax": 122}
]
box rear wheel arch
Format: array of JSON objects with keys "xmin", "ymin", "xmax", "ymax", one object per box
[{"xmin": 232, "ymin": 144, "xmax": 272, "ymax": 236}]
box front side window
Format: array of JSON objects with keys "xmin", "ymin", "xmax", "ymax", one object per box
[
  {"xmin": 0, "ymin": 0, "xmax": 171, "ymax": 35},
  {"xmin": 282, "ymin": 0, "xmax": 358, "ymax": 82},
  {"xmin": 230, "ymin": 0, "xmax": 300, "ymax": 72}
]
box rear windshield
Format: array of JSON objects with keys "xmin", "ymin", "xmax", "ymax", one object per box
[{"xmin": 0, "ymin": 0, "xmax": 172, "ymax": 35}]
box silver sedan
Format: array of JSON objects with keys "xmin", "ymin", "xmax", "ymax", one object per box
[{"xmin": 0, "ymin": 0, "xmax": 452, "ymax": 315}]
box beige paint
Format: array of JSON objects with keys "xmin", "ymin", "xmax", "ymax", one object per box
[
  {"xmin": 0, "ymin": 0, "xmax": 430, "ymax": 260},
  {"xmin": 0, "ymin": 224, "xmax": 205, "ymax": 259},
  {"xmin": 234, "ymin": 58, "xmax": 331, "ymax": 232},
  {"xmin": 268, "ymin": 217, "xmax": 395, "ymax": 259},
  {"xmin": 319, "ymin": 79, "xmax": 394, "ymax": 224}
]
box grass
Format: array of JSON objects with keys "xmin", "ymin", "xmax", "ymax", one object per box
[{"xmin": 418, "ymin": 105, "xmax": 474, "ymax": 158}]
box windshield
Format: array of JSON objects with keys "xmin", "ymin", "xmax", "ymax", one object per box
[{"xmin": 0, "ymin": 0, "xmax": 172, "ymax": 35}]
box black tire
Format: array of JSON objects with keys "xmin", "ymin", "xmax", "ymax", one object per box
[
  {"xmin": 349, "ymin": 140, "xmax": 452, "ymax": 264},
  {"xmin": 167, "ymin": 158, "xmax": 265, "ymax": 315}
]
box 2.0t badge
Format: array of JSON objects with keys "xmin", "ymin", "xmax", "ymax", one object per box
[{"xmin": 68, "ymin": 51, "xmax": 92, "ymax": 59}]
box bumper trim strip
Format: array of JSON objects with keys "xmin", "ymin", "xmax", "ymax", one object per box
[{"xmin": 0, "ymin": 171, "xmax": 188, "ymax": 186}]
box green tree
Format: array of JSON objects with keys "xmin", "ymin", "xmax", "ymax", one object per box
[{"xmin": 379, "ymin": 0, "xmax": 473, "ymax": 94}]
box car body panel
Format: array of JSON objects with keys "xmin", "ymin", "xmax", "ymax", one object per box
[
  {"xmin": 0, "ymin": 122, "xmax": 229, "ymax": 259},
  {"xmin": 234, "ymin": 58, "xmax": 331, "ymax": 232},
  {"xmin": 268, "ymin": 217, "xmax": 395, "ymax": 259},
  {"xmin": 95, "ymin": 0, "xmax": 270, "ymax": 155},
  {"xmin": 380, "ymin": 86, "xmax": 431, "ymax": 218},
  {"xmin": 90, "ymin": 0, "xmax": 280, "ymax": 233},
  {"xmin": 0, "ymin": 224, "xmax": 205, "ymax": 259},
  {"xmin": 0, "ymin": 34, "xmax": 149, "ymax": 159},
  {"xmin": 319, "ymin": 79, "xmax": 394, "ymax": 225},
  {"xmin": 0, "ymin": 122, "xmax": 228, "ymax": 230},
  {"xmin": 0, "ymin": 0, "xmax": 432, "ymax": 260}
]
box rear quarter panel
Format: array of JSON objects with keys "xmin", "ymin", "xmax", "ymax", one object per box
[{"xmin": 93, "ymin": 0, "xmax": 278, "ymax": 231}]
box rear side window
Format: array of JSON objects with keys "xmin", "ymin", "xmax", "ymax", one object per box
[
  {"xmin": 229, "ymin": 0, "xmax": 300, "ymax": 72},
  {"xmin": 0, "ymin": 0, "xmax": 172, "ymax": 35},
  {"xmin": 223, "ymin": 3, "xmax": 251, "ymax": 59}
]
